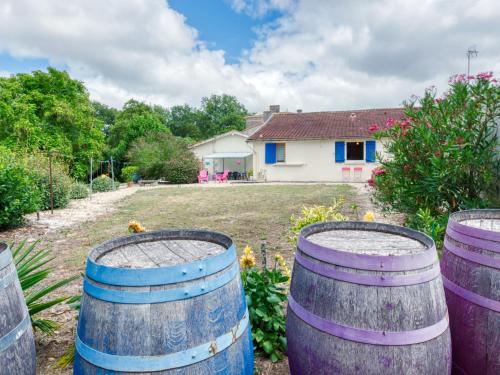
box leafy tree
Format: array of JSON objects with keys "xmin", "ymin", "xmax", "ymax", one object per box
[
  {"xmin": 127, "ymin": 132, "xmax": 199, "ymax": 183},
  {"xmin": 166, "ymin": 104, "xmax": 201, "ymax": 140},
  {"xmin": 197, "ymin": 94, "xmax": 248, "ymax": 138},
  {"xmin": 107, "ymin": 99, "xmax": 169, "ymax": 164},
  {"xmin": 92, "ymin": 101, "xmax": 118, "ymax": 138},
  {"xmin": 0, "ymin": 68, "xmax": 105, "ymax": 179},
  {"xmin": 372, "ymin": 72, "xmax": 499, "ymax": 217}
]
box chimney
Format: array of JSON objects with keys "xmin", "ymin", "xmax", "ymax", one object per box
[
  {"xmin": 269, "ymin": 105, "xmax": 280, "ymax": 113},
  {"xmin": 297, "ymin": 109, "xmax": 302, "ymax": 113},
  {"xmin": 263, "ymin": 110, "xmax": 272, "ymax": 122}
]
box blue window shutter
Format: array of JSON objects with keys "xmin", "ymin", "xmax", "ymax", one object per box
[
  {"xmin": 265, "ymin": 143, "xmax": 276, "ymax": 164},
  {"xmin": 335, "ymin": 141, "xmax": 345, "ymax": 163},
  {"xmin": 366, "ymin": 140, "xmax": 376, "ymax": 162}
]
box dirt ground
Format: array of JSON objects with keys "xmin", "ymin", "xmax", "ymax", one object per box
[{"xmin": 0, "ymin": 182, "xmax": 401, "ymax": 375}]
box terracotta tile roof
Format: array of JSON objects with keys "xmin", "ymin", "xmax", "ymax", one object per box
[{"xmin": 247, "ymin": 108, "xmax": 406, "ymax": 141}]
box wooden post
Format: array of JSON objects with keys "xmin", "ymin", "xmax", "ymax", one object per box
[
  {"xmin": 49, "ymin": 151, "xmax": 54, "ymax": 214},
  {"xmin": 90, "ymin": 157, "xmax": 93, "ymax": 200},
  {"xmin": 110, "ymin": 156, "xmax": 115, "ymax": 190}
]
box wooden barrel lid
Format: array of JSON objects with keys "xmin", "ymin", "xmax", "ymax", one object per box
[
  {"xmin": 308, "ymin": 228, "xmax": 427, "ymax": 256},
  {"xmin": 96, "ymin": 239, "xmax": 225, "ymax": 268},
  {"xmin": 86, "ymin": 230, "xmax": 235, "ymax": 287}
]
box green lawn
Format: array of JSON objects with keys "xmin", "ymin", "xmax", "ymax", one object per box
[{"xmin": 71, "ymin": 184, "xmax": 354, "ymax": 266}]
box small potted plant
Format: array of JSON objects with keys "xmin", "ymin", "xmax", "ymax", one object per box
[{"xmin": 121, "ymin": 166, "xmax": 138, "ymax": 187}]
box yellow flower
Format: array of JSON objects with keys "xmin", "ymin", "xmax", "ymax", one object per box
[
  {"xmin": 363, "ymin": 211, "xmax": 376, "ymax": 222},
  {"xmin": 239, "ymin": 254, "xmax": 256, "ymax": 269},
  {"xmin": 274, "ymin": 253, "xmax": 291, "ymax": 281},
  {"xmin": 128, "ymin": 220, "xmax": 145, "ymax": 233},
  {"xmin": 243, "ymin": 245, "xmax": 253, "ymax": 256}
]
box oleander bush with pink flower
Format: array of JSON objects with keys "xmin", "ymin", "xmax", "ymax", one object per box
[{"xmin": 370, "ymin": 72, "xmax": 499, "ymax": 246}]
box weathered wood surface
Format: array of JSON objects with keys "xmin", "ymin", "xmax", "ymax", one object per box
[
  {"xmin": 0, "ymin": 243, "xmax": 36, "ymax": 375},
  {"xmin": 287, "ymin": 222, "xmax": 451, "ymax": 375},
  {"xmin": 97, "ymin": 240, "xmax": 225, "ymax": 268},
  {"xmin": 74, "ymin": 230, "xmax": 253, "ymax": 374},
  {"xmin": 441, "ymin": 210, "xmax": 500, "ymax": 375}
]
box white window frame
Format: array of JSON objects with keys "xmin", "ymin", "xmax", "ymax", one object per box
[{"xmin": 276, "ymin": 143, "xmax": 286, "ymax": 163}]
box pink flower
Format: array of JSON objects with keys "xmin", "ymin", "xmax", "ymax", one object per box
[
  {"xmin": 449, "ymin": 74, "xmax": 466, "ymax": 84},
  {"xmin": 435, "ymin": 98, "xmax": 443, "ymax": 104},
  {"xmin": 368, "ymin": 123, "xmax": 380, "ymax": 132},
  {"xmin": 426, "ymin": 122, "xmax": 432, "ymax": 129},
  {"xmin": 400, "ymin": 120, "xmax": 411, "ymax": 129},
  {"xmin": 467, "ymin": 75, "xmax": 475, "ymax": 80},
  {"xmin": 367, "ymin": 178, "xmax": 375, "ymax": 187},
  {"xmin": 385, "ymin": 118, "xmax": 395, "ymax": 128},
  {"xmin": 476, "ymin": 71, "xmax": 494, "ymax": 80},
  {"xmin": 373, "ymin": 168, "xmax": 385, "ymax": 176}
]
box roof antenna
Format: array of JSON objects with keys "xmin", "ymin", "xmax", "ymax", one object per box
[{"xmin": 466, "ymin": 46, "xmax": 478, "ymax": 76}]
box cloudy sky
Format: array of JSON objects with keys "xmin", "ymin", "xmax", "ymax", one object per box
[{"xmin": 0, "ymin": 0, "xmax": 499, "ymax": 112}]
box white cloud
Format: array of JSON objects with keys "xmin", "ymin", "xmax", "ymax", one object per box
[{"xmin": 0, "ymin": 0, "xmax": 499, "ymax": 112}]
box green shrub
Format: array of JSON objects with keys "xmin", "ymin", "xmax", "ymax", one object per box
[
  {"xmin": 23, "ymin": 152, "xmax": 73, "ymax": 211},
  {"xmin": 36, "ymin": 172, "xmax": 72, "ymax": 210},
  {"xmin": 127, "ymin": 132, "xmax": 200, "ymax": 184},
  {"xmin": 0, "ymin": 147, "xmax": 41, "ymax": 228},
  {"xmin": 91, "ymin": 175, "xmax": 119, "ymax": 192},
  {"xmin": 163, "ymin": 156, "xmax": 199, "ymax": 184},
  {"xmin": 239, "ymin": 246, "xmax": 289, "ymax": 362},
  {"xmin": 406, "ymin": 208, "xmax": 448, "ymax": 252},
  {"xmin": 120, "ymin": 166, "xmax": 138, "ymax": 182},
  {"xmin": 289, "ymin": 196, "xmax": 347, "ymax": 245},
  {"xmin": 372, "ymin": 73, "xmax": 499, "ymax": 217},
  {"xmin": 69, "ymin": 182, "xmax": 89, "ymax": 199}
]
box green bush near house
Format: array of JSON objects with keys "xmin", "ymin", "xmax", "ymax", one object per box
[
  {"xmin": 0, "ymin": 147, "xmax": 41, "ymax": 228},
  {"xmin": 69, "ymin": 182, "xmax": 90, "ymax": 199},
  {"xmin": 127, "ymin": 132, "xmax": 199, "ymax": 184},
  {"xmin": 163, "ymin": 157, "xmax": 199, "ymax": 184},
  {"xmin": 91, "ymin": 175, "xmax": 119, "ymax": 192}
]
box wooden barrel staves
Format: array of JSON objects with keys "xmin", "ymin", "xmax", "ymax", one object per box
[
  {"xmin": 0, "ymin": 243, "xmax": 36, "ymax": 375},
  {"xmin": 441, "ymin": 209, "xmax": 500, "ymax": 375},
  {"xmin": 74, "ymin": 230, "xmax": 253, "ymax": 374},
  {"xmin": 286, "ymin": 221, "xmax": 451, "ymax": 375}
]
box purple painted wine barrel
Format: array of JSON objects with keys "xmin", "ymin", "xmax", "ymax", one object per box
[
  {"xmin": 287, "ymin": 221, "xmax": 451, "ymax": 375},
  {"xmin": 440, "ymin": 209, "xmax": 500, "ymax": 375}
]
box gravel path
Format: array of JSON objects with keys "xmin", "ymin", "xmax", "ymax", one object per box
[{"xmin": 25, "ymin": 185, "xmax": 163, "ymax": 233}]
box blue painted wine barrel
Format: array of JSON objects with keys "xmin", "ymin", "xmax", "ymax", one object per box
[
  {"xmin": 287, "ymin": 221, "xmax": 451, "ymax": 374},
  {"xmin": 0, "ymin": 243, "xmax": 36, "ymax": 375},
  {"xmin": 74, "ymin": 229, "xmax": 253, "ymax": 374}
]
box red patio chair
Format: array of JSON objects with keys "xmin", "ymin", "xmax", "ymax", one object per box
[
  {"xmin": 216, "ymin": 169, "xmax": 229, "ymax": 183},
  {"xmin": 342, "ymin": 167, "xmax": 351, "ymax": 182},
  {"xmin": 198, "ymin": 169, "xmax": 209, "ymax": 183},
  {"xmin": 354, "ymin": 167, "xmax": 363, "ymax": 182}
]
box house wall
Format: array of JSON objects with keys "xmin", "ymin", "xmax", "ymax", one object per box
[
  {"xmin": 250, "ymin": 139, "xmax": 387, "ymax": 182},
  {"xmin": 190, "ymin": 134, "xmax": 253, "ymax": 175}
]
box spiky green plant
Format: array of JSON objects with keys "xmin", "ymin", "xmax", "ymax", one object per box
[{"xmin": 11, "ymin": 239, "xmax": 78, "ymax": 335}]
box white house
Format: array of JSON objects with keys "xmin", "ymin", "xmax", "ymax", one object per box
[
  {"xmin": 189, "ymin": 105, "xmax": 278, "ymax": 178},
  {"xmin": 189, "ymin": 131, "xmax": 253, "ymax": 176},
  {"xmin": 247, "ymin": 108, "xmax": 405, "ymax": 182}
]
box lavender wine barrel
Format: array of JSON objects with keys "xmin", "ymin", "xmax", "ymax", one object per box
[
  {"xmin": 74, "ymin": 229, "xmax": 253, "ymax": 374},
  {"xmin": 287, "ymin": 221, "xmax": 451, "ymax": 375},
  {"xmin": 0, "ymin": 243, "xmax": 36, "ymax": 375},
  {"xmin": 440, "ymin": 209, "xmax": 500, "ymax": 375}
]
